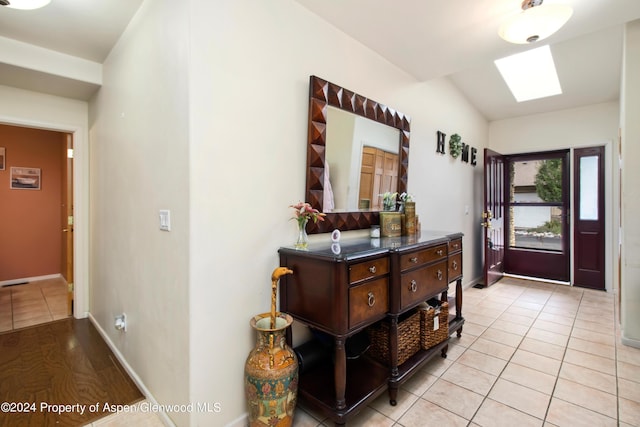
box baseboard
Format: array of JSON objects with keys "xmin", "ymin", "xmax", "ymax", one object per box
[
  {"xmin": 0, "ymin": 273, "xmax": 61, "ymax": 287},
  {"xmin": 87, "ymin": 314, "xmax": 175, "ymax": 427},
  {"xmin": 464, "ymin": 276, "xmax": 482, "ymax": 290},
  {"xmin": 225, "ymin": 413, "xmax": 248, "ymax": 427},
  {"xmin": 621, "ymin": 334, "xmax": 640, "ymax": 349}
]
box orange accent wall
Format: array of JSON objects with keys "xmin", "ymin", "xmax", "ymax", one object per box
[{"xmin": 0, "ymin": 124, "xmax": 66, "ymax": 282}]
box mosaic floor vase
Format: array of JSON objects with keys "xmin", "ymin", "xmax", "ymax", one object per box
[{"xmin": 245, "ymin": 312, "xmax": 298, "ymax": 427}]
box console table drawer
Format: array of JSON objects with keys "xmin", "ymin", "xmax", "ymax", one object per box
[
  {"xmin": 349, "ymin": 277, "xmax": 389, "ymax": 329},
  {"xmin": 400, "ymin": 260, "xmax": 448, "ymax": 309},
  {"xmin": 349, "ymin": 257, "xmax": 389, "ymax": 285},
  {"xmin": 448, "ymin": 238, "xmax": 462, "ymax": 254},
  {"xmin": 449, "ymin": 252, "xmax": 462, "ymax": 281},
  {"xmin": 400, "ymin": 244, "xmax": 447, "ymax": 271}
]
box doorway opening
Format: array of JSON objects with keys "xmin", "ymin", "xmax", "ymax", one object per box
[
  {"xmin": 0, "ymin": 124, "xmax": 75, "ymax": 331},
  {"xmin": 505, "ymin": 150, "xmax": 570, "ymax": 282},
  {"xmin": 482, "ymin": 147, "xmax": 606, "ymax": 290}
]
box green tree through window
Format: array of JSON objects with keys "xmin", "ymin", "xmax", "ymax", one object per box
[{"xmin": 535, "ymin": 159, "xmax": 562, "ymax": 202}]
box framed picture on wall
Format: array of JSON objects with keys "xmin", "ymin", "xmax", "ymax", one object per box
[
  {"xmin": 0, "ymin": 147, "xmax": 5, "ymax": 171},
  {"xmin": 10, "ymin": 167, "xmax": 41, "ymax": 190}
]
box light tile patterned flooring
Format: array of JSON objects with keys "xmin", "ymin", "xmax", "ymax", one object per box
[
  {"xmin": 0, "ymin": 276, "xmax": 69, "ymax": 332},
  {"xmin": 293, "ymin": 276, "xmax": 640, "ymax": 427},
  {"xmin": 4, "ymin": 276, "xmax": 639, "ymax": 426}
]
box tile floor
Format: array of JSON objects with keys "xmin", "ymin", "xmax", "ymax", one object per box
[
  {"xmin": 4, "ymin": 276, "xmax": 639, "ymax": 426},
  {"xmin": 82, "ymin": 400, "xmax": 166, "ymax": 427},
  {"xmin": 293, "ymin": 276, "xmax": 640, "ymax": 427},
  {"xmin": 0, "ymin": 276, "xmax": 69, "ymax": 332}
]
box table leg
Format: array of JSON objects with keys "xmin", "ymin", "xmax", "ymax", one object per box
[{"xmin": 334, "ymin": 337, "xmax": 346, "ymax": 411}]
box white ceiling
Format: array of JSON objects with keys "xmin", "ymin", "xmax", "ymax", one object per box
[
  {"xmin": 1, "ymin": 0, "xmax": 639, "ymax": 121},
  {"xmin": 0, "ymin": 0, "xmax": 143, "ymax": 62}
]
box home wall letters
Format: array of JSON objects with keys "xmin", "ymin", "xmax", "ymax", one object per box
[{"xmin": 436, "ymin": 130, "xmax": 477, "ymax": 166}]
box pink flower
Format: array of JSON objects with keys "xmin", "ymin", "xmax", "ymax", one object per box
[{"xmin": 289, "ymin": 202, "xmax": 326, "ymax": 225}]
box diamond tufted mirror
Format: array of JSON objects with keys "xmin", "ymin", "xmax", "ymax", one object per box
[{"xmin": 305, "ymin": 75, "xmax": 411, "ymax": 234}]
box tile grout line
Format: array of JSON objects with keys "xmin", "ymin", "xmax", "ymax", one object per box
[
  {"xmin": 40, "ymin": 284, "xmax": 55, "ymax": 321},
  {"xmin": 464, "ymin": 282, "xmax": 618, "ymax": 425},
  {"xmin": 539, "ymin": 287, "xmax": 582, "ymax": 424},
  {"xmin": 464, "ymin": 282, "xmax": 551, "ymax": 425}
]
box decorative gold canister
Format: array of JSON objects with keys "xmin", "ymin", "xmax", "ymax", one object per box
[
  {"xmin": 404, "ymin": 201, "xmax": 416, "ymax": 235},
  {"xmin": 379, "ymin": 211, "xmax": 402, "ymax": 237}
]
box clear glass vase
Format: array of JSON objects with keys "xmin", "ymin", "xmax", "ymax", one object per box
[{"xmin": 295, "ymin": 218, "xmax": 309, "ymax": 249}]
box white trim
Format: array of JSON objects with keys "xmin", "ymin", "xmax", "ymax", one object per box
[
  {"xmin": 87, "ymin": 314, "xmax": 175, "ymax": 427},
  {"xmin": 0, "ymin": 273, "xmax": 61, "ymax": 287},
  {"xmin": 504, "ymin": 273, "xmax": 571, "ymax": 286},
  {"xmin": 224, "ymin": 414, "xmax": 248, "ymax": 427}
]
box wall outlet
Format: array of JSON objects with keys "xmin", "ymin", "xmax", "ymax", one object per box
[{"xmin": 115, "ymin": 313, "xmax": 127, "ymax": 332}]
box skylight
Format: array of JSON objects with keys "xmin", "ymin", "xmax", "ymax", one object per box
[{"xmin": 495, "ymin": 45, "xmax": 562, "ymax": 102}]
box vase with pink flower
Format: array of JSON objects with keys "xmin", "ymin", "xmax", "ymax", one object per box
[{"xmin": 290, "ymin": 202, "xmax": 326, "ymax": 249}]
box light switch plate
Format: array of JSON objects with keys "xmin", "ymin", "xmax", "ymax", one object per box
[{"xmin": 159, "ymin": 210, "xmax": 171, "ymax": 231}]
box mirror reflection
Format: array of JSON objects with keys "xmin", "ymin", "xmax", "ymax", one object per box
[
  {"xmin": 304, "ymin": 75, "xmax": 410, "ymax": 234},
  {"xmin": 324, "ymin": 106, "xmax": 401, "ymax": 213}
]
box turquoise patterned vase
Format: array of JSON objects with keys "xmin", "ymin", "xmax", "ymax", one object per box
[{"xmin": 244, "ymin": 312, "xmax": 298, "ymax": 427}]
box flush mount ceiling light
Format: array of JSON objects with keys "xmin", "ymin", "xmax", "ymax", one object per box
[
  {"xmin": 0, "ymin": 0, "xmax": 51, "ymax": 10},
  {"xmin": 499, "ymin": 0, "xmax": 573, "ymax": 44}
]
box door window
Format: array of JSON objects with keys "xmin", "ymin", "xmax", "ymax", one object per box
[{"xmin": 508, "ymin": 156, "xmax": 567, "ymax": 253}]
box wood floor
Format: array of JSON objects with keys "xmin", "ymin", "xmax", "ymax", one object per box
[{"xmin": 0, "ymin": 317, "xmax": 144, "ymax": 427}]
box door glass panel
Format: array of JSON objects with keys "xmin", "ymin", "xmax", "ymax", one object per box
[
  {"xmin": 510, "ymin": 206, "xmax": 564, "ymax": 251},
  {"xmin": 511, "ymin": 159, "xmax": 562, "ymax": 203},
  {"xmin": 579, "ymin": 155, "xmax": 598, "ymax": 220}
]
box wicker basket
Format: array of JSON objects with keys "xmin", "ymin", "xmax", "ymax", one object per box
[
  {"xmin": 420, "ymin": 301, "xmax": 449, "ymax": 350},
  {"xmin": 367, "ymin": 310, "xmax": 420, "ymax": 366}
]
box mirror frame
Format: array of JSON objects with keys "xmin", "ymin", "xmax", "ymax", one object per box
[{"xmin": 305, "ymin": 75, "xmax": 411, "ymax": 234}]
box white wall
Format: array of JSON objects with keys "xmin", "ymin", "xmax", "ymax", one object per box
[
  {"xmin": 0, "ymin": 85, "xmax": 90, "ymax": 319},
  {"xmin": 620, "ymin": 19, "xmax": 640, "ymax": 346},
  {"xmin": 188, "ymin": 1, "xmax": 487, "ymax": 425},
  {"xmin": 489, "ymin": 101, "xmax": 619, "ymax": 291},
  {"xmin": 88, "ymin": 0, "xmax": 191, "ymax": 425}
]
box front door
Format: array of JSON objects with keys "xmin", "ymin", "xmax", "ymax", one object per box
[
  {"xmin": 504, "ymin": 151, "xmax": 570, "ymax": 282},
  {"xmin": 574, "ymin": 146, "xmax": 605, "ymax": 290},
  {"xmin": 482, "ymin": 148, "xmax": 505, "ymax": 287}
]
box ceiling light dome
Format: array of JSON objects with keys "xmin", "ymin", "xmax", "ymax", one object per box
[
  {"xmin": 2, "ymin": 0, "xmax": 51, "ymax": 10},
  {"xmin": 499, "ymin": 0, "xmax": 573, "ymax": 44}
]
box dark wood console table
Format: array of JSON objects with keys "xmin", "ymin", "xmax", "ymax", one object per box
[{"xmin": 278, "ymin": 231, "xmax": 464, "ymax": 425}]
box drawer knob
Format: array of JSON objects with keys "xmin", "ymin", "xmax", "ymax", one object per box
[
  {"xmin": 436, "ymin": 249, "xmax": 444, "ymax": 256},
  {"xmin": 410, "ymin": 257, "xmax": 418, "ymax": 264},
  {"xmin": 454, "ymin": 243, "xmax": 460, "ymax": 249},
  {"xmin": 367, "ymin": 292, "xmax": 376, "ymax": 307},
  {"xmin": 409, "ymin": 280, "xmax": 418, "ymax": 293},
  {"xmin": 437, "ymin": 270, "xmax": 443, "ymax": 281},
  {"xmin": 369, "ymin": 265, "xmax": 377, "ymax": 274},
  {"xmin": 452, "ymin": 260, "xmax": 458, "ymax": 271}
]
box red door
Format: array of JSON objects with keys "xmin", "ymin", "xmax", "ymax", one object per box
[
  {"xmin": 482, "ymin": 149, "xmax": 505, "ymax": 287},
  {"xmin": 574, "ymin": 146, "xmax": 605, "ymax": 290}
]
